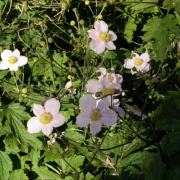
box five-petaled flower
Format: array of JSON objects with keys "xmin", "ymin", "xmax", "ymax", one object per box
[
  {"xmin": 124, "ymin": 52, "xmax": 150, "ymax": 75},
  {"xmin": 0, "ymin": 49, "xmax": 28, "ymax": 71},
  {"xmin": 88, "ymin": 20, "xmax": 117, "ymax": 54},
  {"xmin": 27, "ymin": 98, "xmax": 65, "ymax": 136},
  {"xmin": 76, "ymin": 94, "xmax": 117, "ymax": 135}
]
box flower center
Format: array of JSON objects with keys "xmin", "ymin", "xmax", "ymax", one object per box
[
  {"xmin": 134, "ymin": 58, "xmax": 143, "ymax": 66},
  {"xmin": 90, "ymin": 108, "xmax": 101, "ymax": 121},
  {"xmin": 101, "ymin": 88, "xmax": 115, "ymax": 94},
  {"xmin": 108, "ymin": 74, "xmax": 114, "ymax": 83},
  {"xmin": 98, "ymin": 32, "xmax": 110, "ymax": 42},
  {"xmin": 8, "ymin": 56, "xmax": 17, "ymax": 64},
  {"xmin": 39, "ymin": 112, "xmax": 52, "ymax": 125}
]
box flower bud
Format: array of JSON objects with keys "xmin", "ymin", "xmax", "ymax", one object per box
[
  {"xmin": 85, "ymin": 0, "xmax": 90, "ymax": 5},
  {"xmin": 70, "ymin": 20, "xmax": 76, "ymax": 26}
]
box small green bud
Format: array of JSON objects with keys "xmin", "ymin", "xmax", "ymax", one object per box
[
  {"xmin": 18, "ymin": 97, "xmax": 23, "ymax": 103},
  {"xmin": 79, "ymin": 19, "xmax": 85, "ymax": 25},
  {"xmin": 70, "ymin": 20, "xmax": 76, "ymax": 26},
  {"xmin": 73, "ymin": 8, "xmax": 77, "ymax": 12},
  {"xmin": 145, "ymin": 79, "xmax": 151, "ymax": 86},
  {"xmin": 103, "ymin": 2, "xmax": 108, "ymax": 7},
  {"xmin": 176, "ymin": 62, "xmax": 180, "ymax": 68},
  {"xmin": 48, "ymin": 37, "xmax": 53, "ymax": 43},
  {"xmin": 61, "ymin": 2, "xmax": 67, "ymax": 10},
  {"xmin": 97, "ymin": 14, "xmax": 103, "ymax": 19},
  {"xmin": 33, "ymin": 76, "xmax": 38, "ymax": 81},
  {"xmin": 22, "ymin": 87, "xmax": 28, "ymax": 94},
  {"xmin": 40, "ymin": 41, "xmax": 46, "ymax": 47},
  {"xmin": 85, "ymin": 0, "xmax": 90, "ymax": 5},
  {"xmin": 33, "ymin": 57, "xmax": 38, "ymax": 62},
  {"xmin": 61, "ymin": 173, "xmax": 66, "ymax": 179},
  {"xmin": 71, "ymin": 67, "xmax": 77, "ymax": 74},
  {"xmin": 0, "ymin": 46, "xmax": 4, "ymax": 52}
]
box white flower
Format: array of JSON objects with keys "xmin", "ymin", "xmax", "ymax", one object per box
[
  {"xmin": 0, "ymin": 49, "xmax": 28, "ymax": 71},
  {"xmin": 27, "ymin": 98, "xmax": 65, "ymax": 136},
  {"xmin": 124, "ymin": 103, "xmax": 147, "ymax": 118},
  {"xmin": 124, "ymin": 52, "xmax": 150, "ymax": 75},
  {"xmin": 65, "ymin": 80, "xmax": 76, "ymax": 95}
]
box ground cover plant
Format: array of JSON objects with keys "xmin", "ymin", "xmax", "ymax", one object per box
[{"xmin": 0, "ymin": 0, "xmax": 180, "ymax": 179}]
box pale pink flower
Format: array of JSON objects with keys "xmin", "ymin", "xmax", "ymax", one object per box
[
  {"xmin": 86, "ymin": 76, "xmax": 121, "ymax": 95},
  {"xmin": 97, "ymin": 67, "xmax": 123, "ymax": 84},
  {"xmin": 27, "ymin": 98, "xmax": 65, "ymax": 136},
  {"xmin": 124, "ymin": 52, "xmax": 150, "ymax": 75},
  {"xmin": 111, "ymin": 98, "xmax": 125, "ymax": 119},
  {"xmin": 76, "ymin": 94, "xmax": 117, "ymax": 135},
  {"xmin": 124, "ymin": 103, "xmax": 147, "ymax": 119},
  {"xmin": 88, "ymin": 20, "xmax": 117, "ymax": 54},
  {"xmin": 0, "ymin": 49, "xmax": 28, "ymax": 71}
]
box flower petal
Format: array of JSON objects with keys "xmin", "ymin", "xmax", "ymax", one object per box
[
  {"xmin": 112, "ymin": 106, "xmax": 125, "ymax": 119},
  {"xmin": 100, "ymin": 109, "xmax": 117, "ymax": 126},
  {"xmin": 79, "ymin": 94, "xmax": 96, "ymax": 112},
  {"xmin": 45, "ymin": 98, "xmax": 60, "ymax": 115},
  {"xmin": 90, "ymin": 40, "xmax": 105, "ymax": 54},
  {"xmin": 0, "ymin": 61, "xmax": 10, "ymax": 70},
  {"xmin": 17, "ymin": 56, "xmax": 28, "ymax": 67},
  {"xmin": 100, "ymin": 76, "xmax": 111, "ymax": 88},
  {"xmin": 9, "ymin": 64, "xmax": 19, "ymax": 71},
  {"xmin": 90, "ymin": 121, "xmax": 102, "ymax": 135},
  {"xmin": 27, "ymin": 117, "xmax": 42, "ymax": 134},
  {"xmin": 109, "ymin": 30, "xmax": 117, "ymax": 41},
  {"xmin": 88, "ymin": 29, "xmax": 99, "ymax": 40},
  {"xmin": 124, "ymin": 58, "xmax": 134, "ymax": 69},
  {"xmin": 98, "ymin": 98, "xmax": 109, "ymax": 113},
  {"xmin": 94, "ymin": 20, "xmax": 108, "ymax": 32},
  {"xmin": 12, "ymin": 49, "xmax": 20, "ymax": 58},
  {"xmin": 86, "ymin": 79, "xmax": 103, "ymax": 93},
  {"xmin": 105, "ymin": 41, "xmax": 116, "ymax": 50},
  {"xmin": 51, "ymin": 114, "xmax": 65, "ymax": 127},
  {"xmin": 76, "ymin": 112, "xmax": 91, "ymax": 127},
  {"xmin": 33, "ymin": 104, "xmax": 45, "ymax": 117},
  {"xmin": 140, "ymin": 52, "xmax": 150, "ymax": 63},
  {"xmin": 1, "ymin": 50, "xmax": 12, "ymax": 61},
  {"xmin": 42, "ymin": 125, "xmax": 53, "ymax": 136}
]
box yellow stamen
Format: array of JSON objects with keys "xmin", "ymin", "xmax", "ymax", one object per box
[
  {"xmin": 90, "ymin": 108, "xmax": 101, "ymax": 121},
  {"xmin": 134, "ymin": 58, "xmax": 143, "ymax": 66},
  {"xmin": 39, "ymin": 112, "xmax": 52, "ymax": 125},
  {"xmin": 108, "ymin": 74, "xmax": 114, "ymax": 83},
  {"xmin": 101, "ymin": 88, "xmax": 115, "ymax": 94},
  {"xmin": 8, "ymin": 56, "xmax": 17, "ymax": 64},
  {"xmin": 99, "ymin": 32, "xmax": 110, "ymax": 42}
]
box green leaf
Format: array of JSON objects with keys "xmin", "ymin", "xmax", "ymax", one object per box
[
  {"xmin": 64, "ymin": 129, "xmax": 85, "ymax": 142},
  {"xmin": 57, "ymin": 155, "xmax": 85, "ymax": 173},
  {"xmin": 32, "ymin": 166, "xmax": 61, "ymax": 179},
  {"xmin": 9, "ymin": 169, "xmax": 29, "ymax": 180},
  {"xmin": 142, "ymin": 15, "xmax": 179, "ymax": 59},
  {"xmin": 5, "ymin": 103, "xmax": 30, "ymax": 121},
  {"xmin": 152, "ymin": 91, "xmax": 180, "ymax": 130},
  {"xmin": 28, "ymin": 149, "xmax": 40, "ymax": 166},
  {"xmin": 142, "ymin": 155, "xmax": 166, "ymax": 180},
  {"xmin": 60, "ymin": 108, "xmax": 74, "ymax": 121},
  {"xmin": 124, "ymin": 17, "xmax": 137, "ymax": 43},
  {"xmin": 4, "ymin": 103, "xmax": 42, "ymax": 149},
  {"xmin": 120, "ymin": 151, "xmax": 153, "ymax": 167},
  {"xmin": 0, "ymin": 151, "xmax": 13, "ymax": 180},
  {"xmin": 163, "ymin": 0, "xmax": 180, "ymax": 12},
  {"xmin": 168, "ymin": 167, "xmax": 180, "ymax": 180}
]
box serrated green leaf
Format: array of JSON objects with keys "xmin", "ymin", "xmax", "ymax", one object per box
[
  {"xmin": 32, "ymin": 166, "xmax": 61, "ymax": 179},
  {"xmin": 57, "ymin": 155, "xmax": 85, "ymax": 173},
  {"xmin": 60, "ymin": 108, "xmax": 74, "ymax": 121},
  {"xmin": 120, "ymin": 151, "xmax": 153, "ymax": 167},
  {"xmin": 152, "ymin": 91, "xmax": 180, "ymax": 130},
  {"xmin": 163, "ymin": 0, "xmax": 180, "ymax": 12},
  {"xmin": 6, "ymin": 103, "xmax": 30, "ymax": 120},
  {"xmin": 142, "ymin": 15, "xmax": 178, "ymax": 59},
  {"xmin": 28, "ymin": 149, "xmax": 40, "ymax": 166},
  {"xmin": 168, "ymin": 167, "xmax": 180, "ymax": 180},
  {"xmin": 142, "ymin": 155, "xmax": 166, "ymax": 180},
  {"xmin": 124, "ymin": 18, "xmax": 137, "ymax": 43},
  {"xmin": 0, "ymin": 151, "xmax": 13, "ymax": 180},
  {"xmin": 64, "ymin": 129, "xmax": 85, "ymax": 141},
  {"xmin": 9, "ymin": 169, "xmax": 29, "ymax": 180}
]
